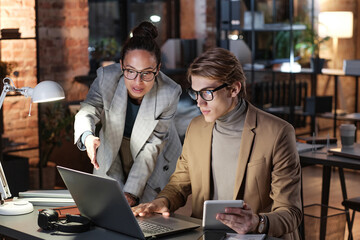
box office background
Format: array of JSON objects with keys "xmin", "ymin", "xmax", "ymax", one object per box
[{"xmin": 0, "ymin": 0, "xmax": 360, "ymax": 239}]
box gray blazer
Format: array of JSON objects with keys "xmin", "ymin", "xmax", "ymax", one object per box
[{"xmin": 74, "ymin": 64, "xmax": 182, "ymax": 202}]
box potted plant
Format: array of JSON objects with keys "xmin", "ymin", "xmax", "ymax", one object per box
[
  {"xmin": 0, "ymin": 61, "xmax": 9, "ymax": 78},
  {"xmin": 39, "ymin": 102, "xmax": 75, "ymax": 168},
  {"xmin": 274, "ymin": 29, "xmax": 303, "ymax": 59},
  {"xmin": 30, "ymin": 102, "xmax": 75, "ymax": 189},
  {"xmin": 89, "ymin": 37, "xmax": 121, "ymax": 74},
  {"xmin": 0, "ymin": 61, "xmax": 16, "ymax": 79},
  {"xmin": 295, "ymin": 24, "xmax": 330, "ymax": 73}
]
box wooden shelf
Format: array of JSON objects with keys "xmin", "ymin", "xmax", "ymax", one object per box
[
  {"xmin": 319, "ymin": 112, "xmax": 360, "ymax": 122},
  {"xmin": 0, "ymin": 37, "xmax": 36, "ymax": 40},
  {"xmin": 242, "ymin": 23, "xmax": 306, "ymax": 32}
]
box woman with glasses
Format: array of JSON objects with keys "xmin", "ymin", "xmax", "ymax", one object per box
[
  {"xmin": 74, "ymin": 21, "xmax": 182, "ymax": 206},
  {"xmin": 132, "ymin": 48, "xmax": 302, "ymax": 239}
]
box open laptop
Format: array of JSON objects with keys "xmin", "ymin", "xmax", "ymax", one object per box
[{"xmin": 57, "ymin": 166, "xmax": 199, "ymax": 239}]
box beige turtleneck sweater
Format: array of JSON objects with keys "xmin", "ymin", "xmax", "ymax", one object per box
[{"xmin": 211, "ymin": 99, "xmax": 247, "ymax": 200}]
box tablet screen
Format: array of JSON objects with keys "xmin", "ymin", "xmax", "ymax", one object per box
[
  {"xmin": 197, "ymin": 231, "xmax": 227, "ymax": 240},
  {"xmin": 202, "ymin": 200, "xmax": 244, "ymax": 230}
]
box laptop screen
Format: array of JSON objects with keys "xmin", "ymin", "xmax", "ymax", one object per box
[{"xmin": 57, "ymin": 166, "xmax": 200, "ymax": 239}]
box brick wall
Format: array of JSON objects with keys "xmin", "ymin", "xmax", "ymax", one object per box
[
  {"xmin": 0, "ymin": 0, "xmax": 38, "ymax": 163},
  {"xmin": 38, "ymin": 0, "xmax": 89, "ymax": 102},
  {"xmin": 0, "ymin": 0, "xmax": 89, "ymax": 165},
  {"xmin": 180, "ymin": 0, "xmax": 217, "ymax": 50}
]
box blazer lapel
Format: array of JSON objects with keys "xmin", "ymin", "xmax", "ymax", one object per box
[
  {"xmin": 110, "ymin": 77, "xmax": 128, "ymax": 115},
  {"xmin": 130, "ymin": 81, "xmax": 158, "ymax": 157},
  {"xmin": 201, "ymin": 121, "xmax": 215, "ymax": 201},
  {"xmin": 233, "ymin": 103, "xmax": 257, "ymax": 199},
  {"xmin": 108, "ymin": 77, "xmax": 128, "ymax": 149}
]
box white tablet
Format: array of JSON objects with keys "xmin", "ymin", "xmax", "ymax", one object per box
[{"xmin": 202, "ymin": 200, "xmax": 244, "ymax": 230}]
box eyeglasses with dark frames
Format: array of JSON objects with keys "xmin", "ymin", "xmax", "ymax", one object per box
[
  {"xmin": 187, "ymin": 83, "xmax": 229, "ymax": 101},
  {"xmin": 122, "ymin": 66, "xmax": 158, "ymax": 82}
]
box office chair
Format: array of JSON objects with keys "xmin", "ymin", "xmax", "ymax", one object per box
[{"xmin": 342, "ymin": 196, "xmax": 360, "ymax": 240}]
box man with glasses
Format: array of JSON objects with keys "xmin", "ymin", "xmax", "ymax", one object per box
[
  {"xmin": 74, "ymin": 22, "xmax": 182, "ymax": 206},
  {"xmin": 187, "ymin": 83, "xmax": 228, "ymax": 101},
  {"xmin": 132, "ymin": 48, "xmax": 302, "ymax": 239}
]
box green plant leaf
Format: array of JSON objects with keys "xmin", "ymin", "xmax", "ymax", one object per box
[{"xmin": 39, "ymin": 102, "xmax": 75, "ymax": 167}]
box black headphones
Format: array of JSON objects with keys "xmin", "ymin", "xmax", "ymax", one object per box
[{"xmin": 38, "ymin": 209, "xmax": 92, "ymax": 233}]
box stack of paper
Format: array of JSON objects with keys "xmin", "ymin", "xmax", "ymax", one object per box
[{"xmin": 18, "ymin": 189, "xmax": 75, "ymax": 207}]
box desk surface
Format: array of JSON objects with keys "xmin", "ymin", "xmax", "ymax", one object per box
[
  {"xmin": 0, "ymin": 206, "xmax": 281, "ymax": 240},
  {"xmin": 0, "ymin": 206, "xmax": 203, "ymax": 240},
  {"xmin": 299, "ymin": 143, "xmax": 360, "ymax": 240},
  {"xmin": 299, "ymin": 144, "xmax": 360, "ymax": 170}
]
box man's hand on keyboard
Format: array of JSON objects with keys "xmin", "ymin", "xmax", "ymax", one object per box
[{"xmin": 132, "ymin": 197, "xmax": 170, "ymax": 217}]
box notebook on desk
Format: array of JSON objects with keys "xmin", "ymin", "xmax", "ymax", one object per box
[
  {"xmin": 328, "ymin": 146, "xmax": 360, "ymax": 160},
  {"xmin": 57, "ymin": 166, "xmax": 199, "ymax": 240}
]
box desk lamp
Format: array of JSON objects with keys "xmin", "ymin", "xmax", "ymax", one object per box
[
  {"xmin": 318, "ymin": 11, "xmax": 353, "ymax": 69},
  {"xmin": 0, "ymin": 77, "xmax": 65, "ymax": 215},
  {"xmin": 318, "ymin": 11, "xmax": 353, "ymax": 112}
]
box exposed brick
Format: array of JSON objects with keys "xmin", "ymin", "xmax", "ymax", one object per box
[
  {"xmin": 12, "ymin": 41, "xmax": 24, "ymax": 49},
  {"xmin": 52, "ymin": 1, "xmax": 65, "ymax": 9},
  {"xmin": 27, "ymin": 118, "xmax": 38, "ymax": 128},
  {"xmin": 1, "ymin": 0, "xmax": 88, "ymax": 168},
  {"xmin": 24, "ymin": 0, "xmax": 36, "ymax": 8}
]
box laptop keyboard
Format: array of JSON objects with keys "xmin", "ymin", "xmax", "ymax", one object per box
[{"xmin": 137, "ymin": 219, "xmax": 173, "ymax": 234}]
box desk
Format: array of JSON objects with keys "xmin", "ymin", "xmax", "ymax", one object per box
[
  {"xmin": 0, "ymin": 206, "xmax": 203, "ymax": 240},
  {"xmin": 0, "ymin": 206, "xmax": 281, "ymax": 240},
  {"xmin": 299, "ymin": 145, "xmax": 360, "ymax": 240},
  {"xmin": 320, "ymin": 69, "xmax": 360, "ymax": 138}
]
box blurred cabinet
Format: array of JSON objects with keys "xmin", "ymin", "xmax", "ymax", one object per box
[{"xmin": 217, "ymin": 0, "xmax": 312, "ymax": 127}]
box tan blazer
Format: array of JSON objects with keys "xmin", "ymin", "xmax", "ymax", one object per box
[
  {"xmin": 74, "ymin": 64, "xmax": 182, "ymax": 202},
  {"xmin": 158, "ymin": 102, "xmax": 302, "ymax": 240}
]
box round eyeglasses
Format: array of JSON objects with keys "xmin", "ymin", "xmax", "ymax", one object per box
[
  {"xmin": 122, "ymin": 67, "xmax": 158, "ymax": 82},
  {"xmin": 187, "ymin": 83, "xmax": 228, "ymax": 101}
]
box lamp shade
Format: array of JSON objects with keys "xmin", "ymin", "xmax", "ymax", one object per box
[
  {"xmin": 32, "ymin": 81, "xmax": 65, "ymax": 103},
  {"xmin": 318, "ymin": 11, "xmax": 353, "ymax": 38}
]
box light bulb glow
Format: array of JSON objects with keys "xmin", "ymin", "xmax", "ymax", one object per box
[{"xmin": 150, "ymin": 15, "xmax": 161, "ymax": 23}]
